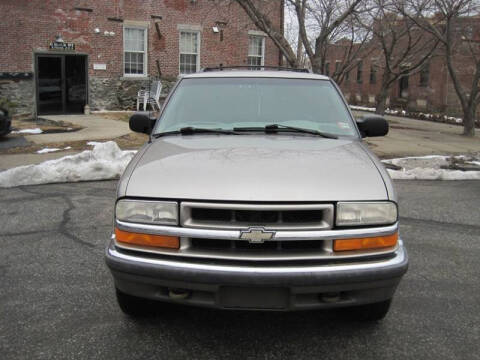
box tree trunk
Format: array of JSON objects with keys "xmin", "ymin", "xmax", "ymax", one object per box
[
  {"xmin": 296, "ymin": 34, "xmax": 303, "ymax": 66},
  {"xmin": 311, "ymin": 56, "xmax": 322, "ymax": 74},
  {"xmin": 376, "ymin": 85, "xmax": 389, "ymax": 115},
  {"xmin": 296, "ymin": 0, "xmax": 306, "ymax": 67},
  {"xmin": 462, "ymin": 106, "xmax": 476, "ymax": 137}
]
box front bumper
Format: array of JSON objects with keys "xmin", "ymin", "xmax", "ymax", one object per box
[{"xmin": 105, "ymin": 240, "xmax": 408, "ymax": 311}]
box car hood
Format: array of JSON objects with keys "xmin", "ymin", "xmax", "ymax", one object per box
[{"xmin": 125, "ymin": 135, "xmax": 388, "ymax": 202}]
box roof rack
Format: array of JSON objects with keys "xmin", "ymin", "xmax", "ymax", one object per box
[{"xmin": 202, "ymin": 65, "xmax": 310, "ymax": 73}]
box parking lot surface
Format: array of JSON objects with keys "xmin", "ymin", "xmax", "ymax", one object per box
[{"xmin": 1, "ymin": 180, "xmax": 479, "ymax": 359}]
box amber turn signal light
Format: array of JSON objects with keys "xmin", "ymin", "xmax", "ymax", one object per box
[
  {"xmin": 333, "ymin": 232, "xmax": 398, "ymax": 252},
  {"xmin": 114, "ymin": 228, "xmax": 180, "ymax": 249}
]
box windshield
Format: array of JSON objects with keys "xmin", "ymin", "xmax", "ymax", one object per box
[{"xmin": 153, "ymin": 77, "xmax": 357, "ymax": 137}]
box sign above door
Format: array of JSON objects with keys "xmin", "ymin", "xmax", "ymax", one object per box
[{"xmin": 49, "ymin": 35, "xmax": 75, "ymax": 51}]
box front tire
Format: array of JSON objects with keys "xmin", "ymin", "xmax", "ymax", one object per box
[{"xmin": 342, "ymin": 299, "xmax": 392, "ymax": 322}]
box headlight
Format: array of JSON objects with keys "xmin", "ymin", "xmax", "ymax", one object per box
[
  {"xmin": 115, "ymin": 200, "xmax": 178, "ymax": 226},
  {"xmin": 336, "ymin": 202, "xmax": 397, "ymax": 226}
]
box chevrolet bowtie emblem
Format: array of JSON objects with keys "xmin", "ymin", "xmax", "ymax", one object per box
[{"xmin": 239, "ymin": 227, "xmax": 275, "ymax": 243}]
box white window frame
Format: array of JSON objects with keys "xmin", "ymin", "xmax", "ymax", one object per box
[
  {"xmin": 247, "ymin": 34, "xmax": 265, "ymax": 67},
  {"xmin": 179, "ymin": 30, "xmax": 201, "ymax": 74},
  {"xmin": 123, "ymin": 25, "xmax": 148, "ymax": 77}
]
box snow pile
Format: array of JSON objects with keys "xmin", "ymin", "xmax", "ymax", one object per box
[
  {"xmin": 92, "ymin": 110, "xmax": 133, "ymax": 113},
  {"xmin": 36, "ymin": 146, "xmax": 72, "ymax": 154},
  {"xmin": 350, "ymin": 105, "xmax": 376, "ymax": 112},
  {"xmin": 12, "ymin": 128, "xmax": 43, "ymax": 134},
  {"xmin": 0, "ymin": 141, "xmax": 136, "ymax": 188},
  {"xmin": 350, "ymin": 105, "xmax": 465, "ymax": 125},
  {"xmin": 1, "ymin": 141, "xmax": 477, "ymax": 187},
  {"xmin": 351, "ymin": 106, "xmax": 409, "ymax": 116},
  {"xmin": 383, "ymin": 155, "xmax": 480, "ymax": 180}
]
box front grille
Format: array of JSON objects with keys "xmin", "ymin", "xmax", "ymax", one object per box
[
  {"xmin": 181, "ymin": 202, "xmax": 334, "ymax": 230},
  {"xmin": 190, "ymin": 208, "xmax": 326, "ymax": 225}
]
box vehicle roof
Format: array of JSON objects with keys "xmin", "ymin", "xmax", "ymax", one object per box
[{"xmin": 182, "ymin": 70, "xmax": 330, "ymax": 80}]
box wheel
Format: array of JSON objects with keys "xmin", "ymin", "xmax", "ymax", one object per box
[
  {"xmin": 342, "ymin": 299, "xmax": 392, "ymax": 322},
  {"xmin": 115, "ymin": 288, "xmax": 155, "ymax": 317}
]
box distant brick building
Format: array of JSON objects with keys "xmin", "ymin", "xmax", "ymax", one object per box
[
  {"xmin": 326, "ymin": 16, "xmax": 479, "ymax": 117},
  {"xmin": 0, "ymin": 0, "xmax": 283, "ymax": 116}
]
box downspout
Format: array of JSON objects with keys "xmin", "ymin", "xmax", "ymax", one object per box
[
  {"xmin": 444, "ymin": 59, "xmax": 449, "ymax": 114},
  {"xmin": 279, "ymin": 0, "xmax": 284, "ymax": 66}
]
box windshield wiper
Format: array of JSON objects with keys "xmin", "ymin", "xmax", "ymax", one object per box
[
  {"xmin": 153, "ymin": 127, "xmax": 242, "ymax": 138},
  {"xmin": 233, "ymin": 124, "xmax": 338, "ymax": 139}
]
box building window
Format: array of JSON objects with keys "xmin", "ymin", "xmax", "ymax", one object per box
[
  {"xmin": 124, "ymin": 27, "xmax": 147, "ymax": 76},
  {"xmin": 179, "ymin": 31, "xmax": 200, "ymax": 74},
  {"xmin": 248, "ymin": 35, "xmax": 265, "ymax": 67},
  {"xmin": 335, "ymin": 61, "xmax": 341, "ymax": 76},
  {"xmin": 356, "ymin": 61, "xmax": 363, "ymax": 83},
  {"xmin": 345, "ymin": 70, "xmax": 350, "ymax": 82},
  {"xmin": 325, "ymin": 62, "xmax": 330, "ymax": 76},
  {"xmin": 464, "ymin": 25, "xmax": 474, "ymax": 39},
  {"xmin": 369, "ymin": 64, "xmax": 377, "ymax": 84},
  {"xmin": 399, "ymin": 75, "xmax": 409, "ymax": 98},
  {"xmin": 419, "ymin": 62, "xmax": 430, "ymax": 87}
]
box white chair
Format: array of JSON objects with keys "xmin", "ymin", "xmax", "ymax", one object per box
[{"xmin": 137, "ymin": 80, "xmax": 162, "ymax": 111}]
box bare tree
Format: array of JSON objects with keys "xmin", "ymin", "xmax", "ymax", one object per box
[
  {"xmin": 361, "ymin": 0, "xmax": 439, "ymax": 115},
  {"xmin": 283, "ymin": 1, "xmax": 308, "ymax": 67},
  {"xmin": 234, "ymin": 0, "xmax": 367, "ymax": 74},
  {"xmin": 399, "ymin": 0, "xmax": 479, "ymax": 136},
  {"xmin": 292, "ymin": 0, "xmax": 366, "ymax": 74},
  {"xmin": 328, "ymin": 13, "xmax": 375, "ymax": 84}
]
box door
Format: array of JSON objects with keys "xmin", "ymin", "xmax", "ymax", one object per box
[
  {"xmin": 36, "ymin": 55, "xmax": 87, "ymax": 115},
  {"xmin": 65, "ymin": 55, "xmax": 87, "ymax": 113},
  {"xmin": 37, "ymin": 55, "xmax": 63, "ymax": 114}
]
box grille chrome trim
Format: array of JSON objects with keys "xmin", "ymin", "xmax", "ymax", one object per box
[
  {"xmin": 115, "ymin": 219, "xmax": 398, "ymax": 241},
  {"xmin": 180, "ymin": 202, "xmax": 334, "ymax": 230}
]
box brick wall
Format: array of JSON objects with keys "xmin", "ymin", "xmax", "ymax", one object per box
[
  {"xmin": 326, "ymin": 17, "xmax": 480, "ymax": 118},
  {"xmin": 0, "ymin": 0, "xmax": 282, "ymax": 76},
  {"xmin": 0, "ymin": 0, "xmax": 283, "ymax": 114},
  {"xmin": 330, "ymin": 48, "xmax": 451, "ymax": 114}
]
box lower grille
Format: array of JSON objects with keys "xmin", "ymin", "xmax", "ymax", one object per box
[{"xmin": 190, "ymin": 238, "xmax": 324, "ymax": 252}]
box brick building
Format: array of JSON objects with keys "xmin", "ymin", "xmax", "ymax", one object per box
[
  {"xmin": 0, "ymin": 0, "xmax": 283, "ymax": 117},
  {"xmin": 326, "ymin": 16, "xmax": 479, "ymax": 117}
]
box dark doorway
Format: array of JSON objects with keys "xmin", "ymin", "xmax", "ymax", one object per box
[{"xmin": 36, "ymin": 54, "xmax": 87, "ymax": 115}]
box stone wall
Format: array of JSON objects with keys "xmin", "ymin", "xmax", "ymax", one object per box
[
  {"xmin": 0, "ymin": 75, "xmax": 175, "ymax": 116},
  {"xmin": 0, "ymin": 77, "xmax": 35, "ymax": 117},
  {"xmin": 89, "ymin": 77, "xmax": 175, "ymax": 111}
]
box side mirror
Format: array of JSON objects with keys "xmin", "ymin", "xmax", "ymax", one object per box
[
  {"xmin": 356, "ymin": 115, "xmax": 389, "ymax": 137},
  {"xmin": 129, "ymin": 112, "xmax": 156, "ymax": 134}
]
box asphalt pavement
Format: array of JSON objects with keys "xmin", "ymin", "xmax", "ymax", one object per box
[{"xmin": 0, "ymin": 180, "xmax": 479, "ymax": 359}]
